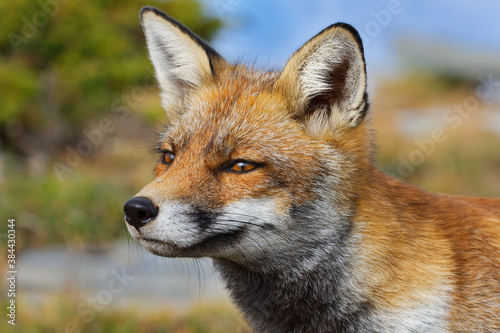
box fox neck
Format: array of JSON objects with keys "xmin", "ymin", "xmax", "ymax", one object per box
[{"xmin": 214, "ymin": 245, "xmax": 367, "ymax": 332}]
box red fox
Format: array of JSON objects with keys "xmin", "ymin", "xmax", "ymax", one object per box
[{"xmin": 124, "ymin": 7, "xmax": 500, "ymax": 332}]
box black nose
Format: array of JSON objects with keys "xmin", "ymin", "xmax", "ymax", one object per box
[{"xmin": 123, "ymin": 197, "xmax": 158, "ymax": 230}]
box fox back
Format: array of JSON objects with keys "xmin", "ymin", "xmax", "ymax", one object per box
[{"xmin": 124, "ymin": 7, "xmax": 500, "ymax": 333}]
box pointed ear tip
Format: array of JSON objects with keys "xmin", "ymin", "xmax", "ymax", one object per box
[
  {"xmin": 140, "ymin": 6, "xmax": 167, "ymax": 22},
  {"xmin": 140, "ymin": 6, "xmax": 155, "ymax": 16},
  {"xmin": 140, "ymin": 7, "xmax": 155, "ymax": 22},
  {"xmin": 327, "ymin": 22, "xmax": 364, "ymax": 51}
]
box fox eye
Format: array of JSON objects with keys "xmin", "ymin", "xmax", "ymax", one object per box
[
  {"xmin": 230, "ymin": 161, "xmax": 257, "ymax": 173},
  {"xmin": 161, "ymin": 151, "xmax": 175, "ymax": 165}
]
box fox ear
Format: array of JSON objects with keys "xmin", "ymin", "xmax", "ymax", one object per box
[
  {"xmin": 140, "ymin": 7, "xmax": 225, "ymax": 121},
  {"xmin": 277, "ymin": 23, "xmax": 368, "ymax": 130}
]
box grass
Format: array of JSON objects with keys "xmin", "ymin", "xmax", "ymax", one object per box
[
  {"xmin": 0, "ymin": 296, "xmax": 249, "ymax": 333},
  {"xmin": 1, "ymin": 159, "xmax": 134, "ymax": 249}
]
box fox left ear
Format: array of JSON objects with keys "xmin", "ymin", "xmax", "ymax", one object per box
[
  {"xmin": 140, "ymin": 7, "xmax": 226, "ymax": 121},
  {"xmin": 277, "ymin": 23, "xmax": 368, "ymax": 129}
]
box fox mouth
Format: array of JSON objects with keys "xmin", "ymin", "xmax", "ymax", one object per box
[{"xmin": 138, "ymin": 227, "xmax": 245, "ymax": 258}]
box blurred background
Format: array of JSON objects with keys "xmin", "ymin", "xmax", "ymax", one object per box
[{"xmin": 1, "ymin": 0, "xmax": 499, "ymax": 332}]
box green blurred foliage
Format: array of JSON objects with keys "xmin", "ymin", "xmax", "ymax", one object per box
[{"xmin": 0, "ymin": 0, "xmax": 222, "ymax": 154}]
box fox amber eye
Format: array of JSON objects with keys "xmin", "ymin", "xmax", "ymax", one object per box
[
  {"xmin": 231, "ymin": 161, "xmax": 256, "ymax": 173},
  {"xmin": 161, "ymin": 152, "xmax": 175, "ymax": 165}
]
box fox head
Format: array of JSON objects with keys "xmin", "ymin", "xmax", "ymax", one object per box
[{"xmin": 125, "ymin": 7, "xmax": 371, "ymax": 271}]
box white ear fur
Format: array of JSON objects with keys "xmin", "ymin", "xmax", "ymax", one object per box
[
  {"xmin": 278, "ymin": 23, "xmax": 368, "ymax": 129},
  {"xmin": 140, "ymin": 7, "xmax": 221, "ymax": 119}
]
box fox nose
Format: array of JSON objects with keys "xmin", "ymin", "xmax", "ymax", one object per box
[{"xmin": 123, "ymin": 197, "xmax": 158, "ymax": 230}]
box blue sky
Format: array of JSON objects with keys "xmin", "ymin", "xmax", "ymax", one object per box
[{"xmin": 200, "ymin": 0, "xmax": 500, "ymax": 79}]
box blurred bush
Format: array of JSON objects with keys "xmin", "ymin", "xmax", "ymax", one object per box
[{"xmin": 0, "ymin": 0, "xmax": 222, "ymax": 157}]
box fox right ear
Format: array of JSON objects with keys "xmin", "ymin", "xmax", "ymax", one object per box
[
  {"xmin": 140, "ymin": 7, "xmax": 225, "ymax": 121},
  {"xmin": 277, "ymin": 23, "xmax": 368, "ymax": 132}
]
